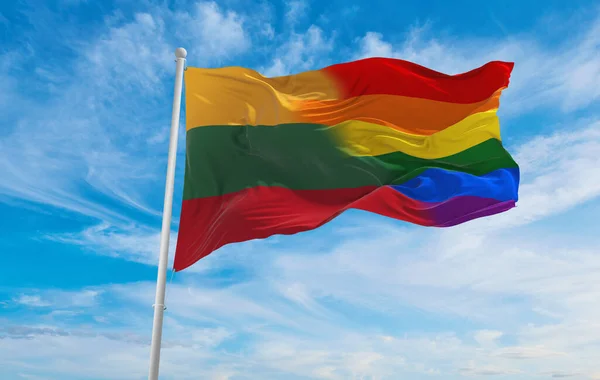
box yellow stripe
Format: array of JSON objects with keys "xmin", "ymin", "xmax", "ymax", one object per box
[
  {"xmin": 184, "ymin": 66, "xmax": 340, "ymax": 131},
  {"xmin": 335, "ymin": 109, "xmax": 501, "ymax": 158}
]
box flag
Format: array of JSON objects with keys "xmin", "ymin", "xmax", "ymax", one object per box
[{"xmin": 173, "ymin": 57, "xmax": 519, "ymax": 271}]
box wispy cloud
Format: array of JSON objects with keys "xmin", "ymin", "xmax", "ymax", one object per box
[
  {"xmin": 285, "ymin": 0, "xmax": 309, "ymax": 26},
  {"xmin": 13, "ymin": 295, "xmax": 52, "ymax": 308},
  {"xmin": 0, "ymin": 1, "xmax": 253, "ymax": 228},
  {"xmin": 10, "ymin": 289, "xmax": 102, "ymax": 309},
  {"xmin": 47, "ymin": 223, "xmax": 176, "ymax": 267},
  {"xmin": 173, "ymin": 2, "xmax": 250, "ymax": 61},
  {"xmin": 458, "ymin": 363, "xmax": 522, "ymax": 376},
  {"xmin": 493, "ymin": 346, "xmax": 566, "ymax": 359},
  {"xmin": 261, "ymin": 24, "xmax": 335, "ymax": 76},
  {"xmin": 474, "ymin": 330, "xmax": 503, "ymax": 348},
  {"xmin": 5, "ymin": 273, "xmax": 597, "ymax": 379}
]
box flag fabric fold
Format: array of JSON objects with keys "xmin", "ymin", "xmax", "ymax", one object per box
[{"xmin": 173, "ymin": 57, "xmax": 519, "ymax": 271}]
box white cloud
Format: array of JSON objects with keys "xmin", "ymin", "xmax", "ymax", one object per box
[
  {"xmin": 543, "ymin": 371, "xmax": 582, "ymax": 378},
  {"xmin": 11, "ymin": 289, "xmax": 102, "ymax": 309},
  {"xmin": 48, "ymin": 223, "xmax": 175, "ymax": 267},
  {"xmin": 0, "ymin": 283, "xmax": 470, "ymax": 379},
  {"xmin": 0, "ymin": 1, "xmax": 254, "ymax": 227},
  {"xmin": 474, "ymin": 330, "xmax": 503, "ymax": 348},
  {"xmin": 458, "ymin": 363, "xmax": 522, "ymax": 376},
  {"xmin": 501, "ymin": 122, "xmax": 600, "ymax": 225},
  {"xmin": 84, "ymin": 12, "xmax": 171, "ymax": 95},
  {"xmin": 285, "ymin": 0, "xmax": 308, "ymax": 26},
  {"xmin": 0, "ymin": 51, "xmax": 20, "ymax": 113},
  {"xmin": 174, "ymin": 2, "xmax": 250, "ymax": 60},
  {"xmin": 14, "ymin": 295, "xmax": 52, "ymax": 308},
  {"xmin": 4, "ymin": 233, "xmax": 600, "ymax": 380},
  {"xmin": 356, "ymin": 31, "xmax": 396, "ymax": 57},
  {"xmin": 262, "ymin": 25, "xmax": 335, "ymax": 76},
  {"xmin": 47, "ymin": 223, "xmax": 233, "ymax": 273},
  {"xmin": 493, "ymin": 346, "xmax": 566, "ymax": 360},
  {"xmin": 1, "ymin": 15, "xmax": 167, "ymax": 223}
]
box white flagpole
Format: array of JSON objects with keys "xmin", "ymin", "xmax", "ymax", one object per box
[{"xmin": 148, "ymin": 47, "xmax": 187, "ymax": 380}]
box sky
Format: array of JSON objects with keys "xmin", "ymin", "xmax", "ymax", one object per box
[{"xmin": 1, "ymin": 0, "xmax": 600, "ymax": 379}]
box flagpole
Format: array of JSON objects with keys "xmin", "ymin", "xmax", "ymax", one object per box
[{"xmin": 148, "ymin": 47, "xmax": 187, "ymax": 380}]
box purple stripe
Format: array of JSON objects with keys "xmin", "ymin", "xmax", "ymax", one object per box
[{"xmin": 433, "ymin": 197, "xmax": 516, "ymax": 227}]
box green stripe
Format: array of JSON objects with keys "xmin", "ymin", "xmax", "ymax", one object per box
[{"xmin": 182, "ymin": 124, "xmax": 518, "ymax": 200}]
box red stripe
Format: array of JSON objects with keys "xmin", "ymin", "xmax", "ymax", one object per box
[
  {"xmin": 322, "ymin": 58, "xmax": 514, "ymax": 103},
  {"xmin": 173, "ymin": 186, "xmax": 512, "ymax": 271},
  {"xmin": 175, "ymin": 186, "xmax": 373, "ymax": 271}
]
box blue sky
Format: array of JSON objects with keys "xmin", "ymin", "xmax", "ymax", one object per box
[{"xmin": 1, "ymin": 0, "xmax": 600, "ymax": 379}]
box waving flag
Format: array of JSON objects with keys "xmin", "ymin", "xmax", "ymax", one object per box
[{"xmin": 173, "ymin": 57, "xmax": 519, "ymax": 271}]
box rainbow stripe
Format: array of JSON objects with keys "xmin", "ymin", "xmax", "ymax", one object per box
[{"xmin": 173, "ymin": 57, "xmax": 519, "ymax": 271}]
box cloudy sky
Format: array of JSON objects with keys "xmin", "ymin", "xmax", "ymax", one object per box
[{"xmin": 1, "ymin": 0, "xmax": 600, "ymax": 379}]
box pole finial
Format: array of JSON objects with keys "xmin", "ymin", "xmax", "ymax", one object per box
[{"xmin": 175, "ymin": 47, "xmax": 187, "ymax": 59}]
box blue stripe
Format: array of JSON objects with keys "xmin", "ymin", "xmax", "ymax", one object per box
[{"xmin": 390, "ymin": 167, "xmax": 520, "ymax": 203}]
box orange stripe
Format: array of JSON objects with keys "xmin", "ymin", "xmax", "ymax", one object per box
[{"xmin": 294, "ymin": 90, "xmax": 502, "ymax": 135}]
